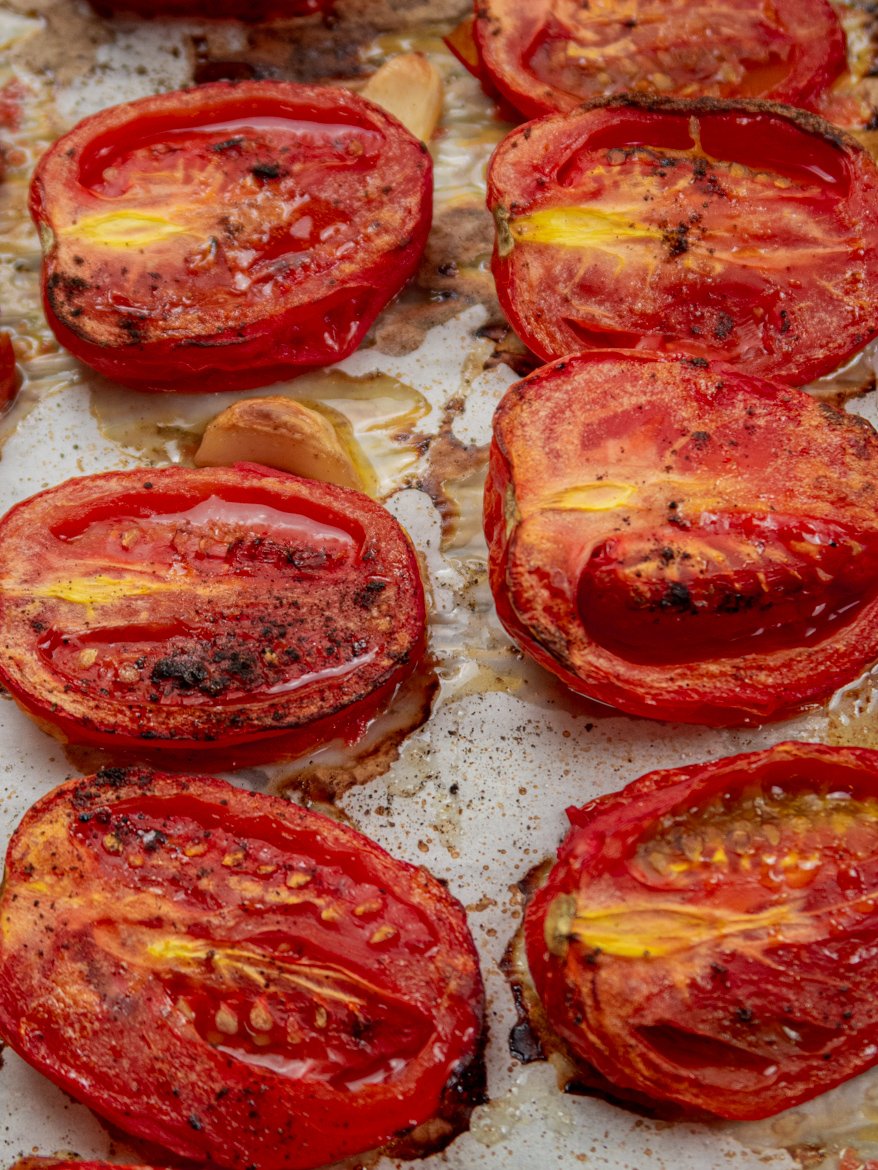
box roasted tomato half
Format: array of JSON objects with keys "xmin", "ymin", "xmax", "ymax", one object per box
[
  {"xmin": 0, "ymin": 770, "xmax": 484, "ymax": 1169},
  {"xmin": 0, "ymin": 464, "xmax": 425, "ymax": 766},
  {"xmin": 524, "ymin": 742, "xmax": 878, "ymax": 1120},
  {"xmin": 31, "ymin": 80, "xmax": 431, "ymax": 392},
  {"xmin": 471, "ymin": 0, "xmax": 848, "ymax": 119},
  {"xmin": 484, "ymin": 350, "xmax": 878, "ymax": 725},
  {"xmin": 487, "ymin": 96, "xmax": 878, "ymax": 385}
]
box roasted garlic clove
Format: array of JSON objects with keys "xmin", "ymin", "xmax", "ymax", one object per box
[
  {"xmin": 362, "ymin": 53, "xmax": 444, "ymax": 143},
  {"xmin": 194, "ymin": 396, "xmax": 364, "ymax": 491}
]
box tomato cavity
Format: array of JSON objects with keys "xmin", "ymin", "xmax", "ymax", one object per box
[
  {"xmin": 631, "ymin": 783, "xmax": 878, "ymax": 893},
  {"xmin": 578, "ymin": 514, "xmax": 878, "ymax": 665},
  {"xmin": 70, "ymin": 791, "xmax": 440, "ymax": 1091},
  {"xmin": 524, "ymin": 13, "xmax": 800, "ymax": 106},
  {"xmin": 474, "ymin": 0, "xmax": 848, "ymax": 118}
]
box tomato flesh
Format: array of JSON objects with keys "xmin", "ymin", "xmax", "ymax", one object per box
[
  {"xmin": 488, "ymin": 98, "xmax": 878, "ymax": 385},
  {"xmin": 0, "ymin": 464, "xmax": 426, "ymax": 766},
  {"xmin": 484, "ymin": 351, "xmax": 878, "ymax": 724},
  {"xmin": 524, "ymin": 742, "xmax": 878, "ymax": 1119},
  {"xmin": 30, "ymin": 81, "xmax": 432, "ymax": 392},
  {"xmin": 473, "ymin": 0, "xmax": 848, "ymax": 119},
  {"xmin": 0, "ymin": 771, "xmax": 484, "ymax": 1169}
]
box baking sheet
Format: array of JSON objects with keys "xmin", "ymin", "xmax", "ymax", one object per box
[{"xmin": 0, "ymin": 3, "xmax": 877, "ymax": 1168}]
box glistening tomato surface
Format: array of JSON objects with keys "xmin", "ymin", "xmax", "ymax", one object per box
[
  {"xmin": 0, "ymin": 464, "xmax": 425, "ymax": 766},
  {"xmin": 472, "ymin": 0, "xmax": 848, "ymax": 118},
  {"xmin": 487, "ymin": 97, "xmax": 878, "ymax": 384},
  {"xmin": 484, "ymin": 351, "xmax": 878, "ymax": 725},
  {"xmin": 523, "ymin": 742, "xmax": 878, "ymax": 1120},
  {"xmin": 30, "ymin": 81, "xmax": 431, "ymax": 392},
  {"xmin": 0, "ymin": 770, "xmax": 484, "ymax": 1169}
]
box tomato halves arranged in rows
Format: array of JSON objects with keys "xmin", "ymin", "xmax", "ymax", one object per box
[
  {"xmin": 0, "ymin": 463, "xmax": 425, "ymax": 766},
  {"xmin": 484, "ymin": 350, "xmax": 878, "ymax": 725},
  {"xmin": 469, "ymin": 0, "xmax": 849, "ymax": 119},
  {"xmin": 31, "ymin": 80, "xmax": 431, "ymax": 392},
  {"xmin": 488, "ymin": 97, "xmax": 878, "ymax": 384},
  {"xmin": 523, "ymin": 742, "xmax": 878, "ymax": 1120},
  {"xmin": 0, "ymin": 770, "xmax": 484, "ymax": 1170}
]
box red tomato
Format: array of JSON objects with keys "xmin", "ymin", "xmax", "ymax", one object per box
[
  {"xmin": 0, "ymin": 770, "xmax": 484, "ymax": 1169},
  {"xmin": 0, "ymin": 463, "xmax": 426, "ymax": 766},
  {"xmin": 524, "ymin": 742, "xmax": 878, "ymax": 1120},
  {"xmin": 471, "ymin": 0, "xmax": 848, "ymax": 119},
  {"xmin": 487, "ymin": 97, "xmax": 878, "ymax": 385},
  {"xmin": 30, "ymin": 81, "xmax": 432, "ymax": 393},
  {"xmin": 91, "ymin": 0, "xmax": 326, "ymax": 17},
  {"xmin": 0, "ymin": 331, "xmax": 17, "ymax": 413},
  {"xmin": 0, "ymin": 78, "xmax": 25, "ymax": 131},
  {"xmin": 484, "ymin": 350, "xmax": 878, "ymax": 725},
  {"xmin": 8, "ymin": 1163, "xmax": 160, "ymax": 1170},
  {"xmin": 840, "ymin": 1151, "xmax": 878, "ymax": 1170}
]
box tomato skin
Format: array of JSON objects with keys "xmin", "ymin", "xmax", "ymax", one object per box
[
  {"xmin": 472, "ymin": 0, "xmax": 848, "ymax": 119},
  {"xmin": 0, "ymin": 770, "xmax": 484, "ymax": 1169},
  {"xmin": 0, "ymin": 331, "xmax": 17, "ymax": 414},
  {"xmin": 487, "ymin": 97, "xmax": 878, "ymax": 385},
  {"xmin": 0, "ymin": 463, "xmax": 426, "ymax": 766},
  {"xmin": 484, "ymin": 350, "xmax": 878, "ymax": 725},
  {"xmin": 30, "ymin": 81, "xmax": 431, "ymax": 393},
  {"xmin": 9, "ymin": 1162, "xmax": 161, "ymax": 1170},
  {"xmin": 524, "ymin": 742, "xmax": 878, "ymax": 1120}
]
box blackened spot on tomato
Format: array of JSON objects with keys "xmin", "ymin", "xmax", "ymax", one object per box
[
  {"xmin": 212, "ymin": 137, "xmax": 244, "ymax": 153},
  {"xmin": 779, "ymin": 309, "xmax": 792, "ymax": 335},
  {"xmin": 286, "ymin": 546, "xmax": 328, "ymax": 570},
  {"xmin": 212, "ymin": 647, "xmax": 258, "ymax": 683},
  {"xmin": 684, "ymin": 356, "xmax": 709, "ymax": 368},
  {"xmin": 736, "ymin": 1006, "xmax": 754, "ymax": 1023},
  {"xmin": 355, "ymin": 580, "xmax": 388, "ymax": 608},
  {"xmin": 251, "ymin": 162, "xmax": 284, "ymax": 181},
  {"xmin": 713, "ymin": 313, "xmax": 735, "ymax": 341},
  {"xmin": 95, "ymin": 767, "xmax": 131, "ymax": 788},
  {"xmin": 30, "ymin": 619, "xmax": 45, "ymax": 633},
  {"xmin": 660, "ymin": 581, "xmax": 695, "ymax": 613},
  {"xmin": 152, "ymin": 654, "xmax": 209, "ymax": 690},
  {"xmin": 119, "ymin": 318, "xmax": 145, "ymax": 344},
  {"xmin": 140, "ymin": 829, "xmax": 167, "ymax": 852},
  {"xmin": 49, "ymin": 272, "xmax": 89, "ymax": 296},
  {"xmin": 188, "ymin": 1114, "xmax": 203, "ymax": 1131},
  {"xmin": 691, "ymin": 430, "xmax": 711, "ymax": 447}
]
